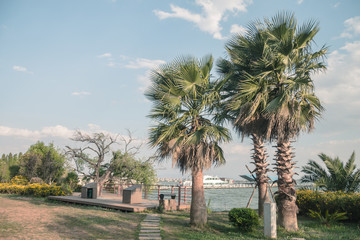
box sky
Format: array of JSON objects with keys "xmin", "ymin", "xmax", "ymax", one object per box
[{"xmin": 1, "ymin": 0, "xmax": 360, "ymax": 180}]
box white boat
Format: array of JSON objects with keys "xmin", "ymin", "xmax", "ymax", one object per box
[{"xmin": 182, "ymin": 175, "xmax": 229, "ymax": 187}]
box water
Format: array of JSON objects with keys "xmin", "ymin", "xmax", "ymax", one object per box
[
  {"xmin": 205, "ymin": 188, "xmax": 258, "ymax": 211},
  {"xmin": 155, "ymin": 181, "xmax": 277, "ymax": 211},
  {"xmin": 151, "ymin": 185, "xmax": 274, "ymax": 211}
]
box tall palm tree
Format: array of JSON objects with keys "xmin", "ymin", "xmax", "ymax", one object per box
[
  {"xmin": 301, "ymin": 152, "xmax": 360, "ymax": 193},
  {"xmin": 217, "ymin": 24, "xmax": 272, "ymax": 218},
  {"xmin": 261, "ymin": 12, "xmax": 327, "ymax": 231},
  {"xmin": 219, "ymin": 12, "xmax": 327, "ymax": 231},
  {"xmin": 146, "ymin": 55, "xmax": 231, "ymax": 227}
]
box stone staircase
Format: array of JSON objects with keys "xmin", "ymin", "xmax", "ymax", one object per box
[{"xmin": 138, "ymin": 214, "xmax": 161, "ymax": 240}]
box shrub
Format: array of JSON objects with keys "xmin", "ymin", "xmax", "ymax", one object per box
[
  {"xmin": 0, "ymin": 183, "xmax": 69, "ymax": 197},
  {"xmin": 308, "ymin": 209, "xmax": 348, "ymax": 226},
  {"xmin": 30, "ymin": 177, "xmax": 44, "ymax": 184},
  {"xmin": 297, "ymin": 190, "xmax": 360, "ymax": 222},
  {"xmin": 228, "ymin": 208, "xmax": 259, "ymax": 232},
  {"xmin": 10, "ymin": 175, "xmax": 28, "ymax": 185}
]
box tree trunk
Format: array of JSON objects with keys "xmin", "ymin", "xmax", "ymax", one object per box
[
  {"xmin": 190, "ymin": 168, "xmax": 207, "ymax": 227},
  {"xmin": 251, "ymin": 134, "xmax": 270, "ymax": 218},
  {"xmin": 275, "ymin": 140, "xmax": 298, "ymax": 232},
  {"xmin": 97, "ymin": 168, "xmax": 113, "ymax": 197}
]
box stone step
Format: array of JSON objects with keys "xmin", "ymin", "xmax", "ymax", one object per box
[
  {"xmin": 138, "ymin": 214, "xmax": 162, "ymax": 240},
  {"xmin": 139, "ymin": 233, "xmax": 161, "ymax": 237},
  {"xmin": 141, "ymin": 230, "xmax": 161, "ymax": 233},
  {"xmin": 139, "ymin": 237, "xmax": 161, "ymax": 240},
  {"xmin": 141, "ymin": 223, "xmax": 160, "ymax": 225}
]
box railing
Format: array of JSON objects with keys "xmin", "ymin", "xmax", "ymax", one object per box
[{"xmin": 99, "ymin": 183, "xmax": 192, "ymax": 207}]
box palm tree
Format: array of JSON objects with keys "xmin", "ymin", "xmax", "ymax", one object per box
[
  {"xmin": 146, "ymin": 55, "xmax": 231, "ymax": 227},
  {"xmin": 217, "ymin": 25, "xmax": 272, "ymax": 218},
  {"xmin": 261, "ymin": 12, "xmax": 327, "ymax": 231},
  {"xmin": 219, "ymin": 12, "xmax": 327, "ymax": 231},
  {"xmin": 301, "ymin": 152, "xmax": 360, "ymax": 193}
]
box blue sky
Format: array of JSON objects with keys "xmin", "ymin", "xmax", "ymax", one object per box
[{"xmin": 1, "ymin": 0, "xmax": 360, "ymax": 179}]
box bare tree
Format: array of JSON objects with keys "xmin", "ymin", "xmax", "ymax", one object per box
[{"xmin": 65, "ymin": 130, "xmax": 142, "ymax": 192}]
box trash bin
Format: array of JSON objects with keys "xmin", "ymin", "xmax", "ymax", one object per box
[{"xmin": 87, "ymin": 188, "xmax": 93, "ymax": 198}]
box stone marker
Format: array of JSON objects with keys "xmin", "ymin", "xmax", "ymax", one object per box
[
  {"xmin": 122, "ymin": 184, "xmax": 142, "ymax": 204},
  {"xmin": 264, "ymin": 202, "xmax": 277, "ymax": 239},
  {"xmin": 81, "ymin": 182, "xmax": 98, "ymax": 199}
]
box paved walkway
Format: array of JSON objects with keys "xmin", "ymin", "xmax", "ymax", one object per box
[{"xmin": 138, "ymin": 214, "xmax": 161, "ymax": 240}]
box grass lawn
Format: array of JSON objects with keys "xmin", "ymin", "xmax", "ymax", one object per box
[
  {"xmin": 0, "ymin": 194, "xmax": 143, "ymax": 239},
  {"xmin": 161, "ymin": 211, "xmax": 360, "ymax": 240},
  {"xmin": 1, "ymin": 194, "xmax": 359, "ymax": 239}
]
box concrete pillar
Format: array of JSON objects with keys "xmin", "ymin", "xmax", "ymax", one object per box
[{"xmin": 264, "ymin": 202, "xmax": 277, "ymax": 239}]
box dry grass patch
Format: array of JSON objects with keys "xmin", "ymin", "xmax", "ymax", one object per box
[{"xmin": 0, "ymin": 195, "xmax": 143, "ymax": 239}]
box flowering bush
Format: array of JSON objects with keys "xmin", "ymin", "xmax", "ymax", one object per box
[
  {"xmin": 0, "ymin": 181, "xmax": 69, "ymax": 197},
  {"xmin": 10, "ymin": 175, "xmax": 29, "ymax": 185},
  {"xmin": 297, "ymin": 190, "xmax": 360, "ymax": 222}
]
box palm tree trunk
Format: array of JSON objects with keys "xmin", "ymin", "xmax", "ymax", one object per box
[
  {"xmin": 275, "ymin": 140, "xmax": 298, "ymax": 231},
  {"xmin": 251, "ymin": 134, "xmax": 270, "ymax": 218},
  {"xmin": 190, "ymin": 168, "xmax": 207, "ymax": 227}
]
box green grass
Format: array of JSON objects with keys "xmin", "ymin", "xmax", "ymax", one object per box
[{"xmin": 160, "ymin": 211, "xmax": 360, "ymax": 240}]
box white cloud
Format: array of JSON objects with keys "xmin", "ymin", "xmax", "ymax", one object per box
[
  {"xmin": 13, "ymin": 65, "xmax": 33, "ymax": 74},
  {"xmin": 137, "ymin": 70, "xmax": 153, "ymax": 94},
  {"xmin": 154, "ymin": 0, "xmax": 252, "ymax": 40},
  {"xmin": 41, "ymin": 125, "xmax": 74, "ymax": 139},
  {"xmin": 332, "ymin": 2, "xmax": 340, "ymax": 8},
  {"xmin": 297, "ymin": 0, "xmax": 304, "ymax": 4},
  {"xmin": 97, "ymin": 54, "xmax": 165, "ymax": 94},
  {"xmin": 221, "ymin": 142, "xmax": 251, "ymax": 155},
  {"xmin": 230, "ymin": 24, "xmax": 247, "ymax": 35},
  {"xmin": 0, "ymin": 126, "xmax": 40, "ymax": 138},
  {"xmin": 340, "ymin": 16, "xmax": 360, "ymax": 38},
  {"xmin": 71, "ymin": 91, "xmax": 91, "ymax": 96},
  {"xmin": 98, "ymin": 52, "xmax": 112, "ymax": 58},
  {"xmin": 125, "ymin": 58, "xmax": 166, "ymax": 69},
  {"xmin": 133, "ymin": 59, "xmax": 165, "ymax": 94},
  {"xmin": 0, "ymin": 124, "xmax": 147, "ymax": 156},
  {"xmin": 0, "ymin": 124, "xmax": 136, "ymax": 140},
  {"xmin": 0, "ymin": 125, "xmax": 72, "ymax": 139},
  {"xmin": 107, "ymin": 62, "xmax": 117, "ymax": 67},
  {"xmin": 98, "ymin": 54, "xmax": 165, "ymax": 70},
  {"xmin": 87, "ymin": 123, "xmax": 101, "ymax": 131},
  {"xmin": 316, "ymin": 41, "xmax": 360, "ymax": 107}
]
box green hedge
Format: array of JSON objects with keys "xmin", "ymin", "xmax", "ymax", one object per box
[
  {"xmin": 297, "ymin": 190, "xmax": 360, "ymax": 222},
  {"xmin": 0, "ymin": 183, "xmax": 68, "ymax": 197}
]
